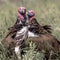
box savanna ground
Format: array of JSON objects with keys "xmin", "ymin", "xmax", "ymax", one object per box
[{"xmin": 0, "ymin": 0, "xmax": 60, "ymax": 60}]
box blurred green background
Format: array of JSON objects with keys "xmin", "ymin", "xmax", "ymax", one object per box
[
  {"xmin": 0, "ymin": 0, "xmax": 60, "ymax": 60},
  {"xmin": 0, "ymin": 0, "xmax": 60, "ymax": 40}
]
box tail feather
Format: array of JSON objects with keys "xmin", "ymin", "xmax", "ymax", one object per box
[{"xmin": 42, "ymin": 25, "xmax": 52, "ymax": 33}]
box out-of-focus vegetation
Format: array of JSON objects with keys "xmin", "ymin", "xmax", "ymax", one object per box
[{"xmin": 0, "ymin": 0, "xmax": 60, "ymax": 60}]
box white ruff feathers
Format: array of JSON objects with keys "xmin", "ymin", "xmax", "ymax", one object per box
[{"xmin": 16, "ymin": 26, "xmax": 39, "ymax": 38}]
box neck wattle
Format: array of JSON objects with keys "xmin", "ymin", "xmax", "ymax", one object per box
[
  {"xmin": 29, "ymin": 16, "xmax": 35, "ymax": 22},
  {"xmin": 18, "ymin": 13, "xmax": 26, "ymax": 21}
]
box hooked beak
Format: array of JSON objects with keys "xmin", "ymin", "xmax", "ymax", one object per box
[
  {"xmin": 22, "ymin": 9, "xmax": 26, "ymax": 14},
  {"xmin": 26, "ymin": 12, "xmax": 28, "ymax": 15},
  {"xmin": 22, "ymin": 10, "xmax": 25, "ymax": 13},
  {"xmin": 26, "ymin": 12, "xmax": 28, "ymax": 17}
]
